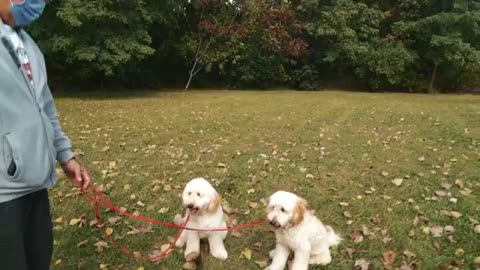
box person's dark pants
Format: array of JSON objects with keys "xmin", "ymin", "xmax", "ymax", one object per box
[{"xmin": 0, "ymin": 189, "xmax": 53, "ymax": 270}]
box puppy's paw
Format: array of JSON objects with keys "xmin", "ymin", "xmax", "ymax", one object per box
[
  {"xmin": 211, "ymin": 247, "xmax": 228, "ymax": 260},
  {"xmin": 174, "ymin": 214, "xmax": 185, "ymax": 225},
  {"xmin": 269, "ymin": 249, "xmax": 276, "ymax": 259},
  {"xmin": 175, "ymin": 238, "xmax": 185, "ymax": 248},
  {"xmin": 309, "ymin": 253, "xmax": 332, "ymax": 265}
]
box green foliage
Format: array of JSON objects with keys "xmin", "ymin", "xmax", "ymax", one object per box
[{"xmin": 26, "ymin": 0, "xmax": 480, "ymax": 91}]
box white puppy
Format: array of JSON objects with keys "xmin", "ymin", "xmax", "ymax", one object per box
[
  {"xmin": 175, "ymin": 177, "xmax": 228, "ymax": 260},
  {"xmin": 266, "ymin": 191, "xmax": 341, "ymax": 270}
]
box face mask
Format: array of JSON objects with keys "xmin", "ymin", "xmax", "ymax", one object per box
[{"xmin": 10, "ymin": 0, "xmax": 45, "ymax": 26}]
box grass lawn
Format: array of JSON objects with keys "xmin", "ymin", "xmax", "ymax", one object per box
[{"xmin": 50, "ymin": 90, "xmax": 480, "ymax": 270}]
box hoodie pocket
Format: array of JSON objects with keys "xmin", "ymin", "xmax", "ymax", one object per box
[{"xmin": 2, "ymin": 133, "xmax": 21, "ymax": 180}]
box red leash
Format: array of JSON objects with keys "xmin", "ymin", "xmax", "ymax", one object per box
[{"xmin": 82, "ymin": 185, "xmax": 263, "ymax": 262}]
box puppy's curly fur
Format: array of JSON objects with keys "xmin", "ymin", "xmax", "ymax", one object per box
[
  {"xmin": 175, "ymin": 178, "xmax": 228, "ymax": 260},
  {"xmin": 266, "ymin": 191, "xmax": 341, "ymax": 270}
]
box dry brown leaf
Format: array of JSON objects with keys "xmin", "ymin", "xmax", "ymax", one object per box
[
  {"xmin": 249, "ymin": 202, "xmax": 259, "ymax": 209},
  {"xmin": 108, "ymin": 216, "xmax": 122, "ymax": 225},
  {"xmin": 383, "ymin": 250, "xmax": 396, "ymax": 269},
  {"xmin": 94, "ymin": 241, "xmax": 108, "ymax": 252},
  {"xmin": 430, "ymin": 226, "xmax": 444, "ymax": 237},
  {"xmin": 354, "ymin": 258, "xmax": 370, "ymax": 270},
  {"xmin": 403, "ymin": 250, "xmax": 416, "ymax": 260},
  {"xmin": 392, "ymin": 178, "xmax": 403, "ymax": 186},
  {"xmin": 255, "ymin": 260, "xmax": 268, "ymax": 268},
  {"xmin": 343, "ymin": 211, "xmax": 352, "ymax": 219},
  {"xmin": 345, "ymin": 248, "xmax": 357, "ymax": 258},
  {"xmin": 474, "ymin": 224, "xmax": 480, "ymax": 233},
  {"xmin": 77, "ymin": 240, "xmax": 88, "ymax": 247},
  {"xmin": 351, "ymin": 230, "xmax": 364, "ymax": 243},
  {"xmin": 361, "ymin": 225, "xmax": 371, "ymax": 236},
  {"xmin": 231, "ymin": 230, "xmax": 242, "ymax": 238}
]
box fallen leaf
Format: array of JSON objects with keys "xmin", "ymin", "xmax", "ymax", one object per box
[
  {"xmin": 54, "ymin": 217, "xmax": 63, "ymax": 224},
  {"xmin": 100, "ymin": 264, "xmax": 108, "ymax": 269},
  {"xmin": 255, "ymin": 260, "xmax": 268, "ymax": 268},
  {"xmin": 444, "ymin": 225, "xmax": 455, "ymax": 234},
  {"xmin": 241, "ymin": 248, "xmax": 252, "ymax": 260},
  {"xmin": 460, "ymin": 188, "xmax": 472, "ymax": 196},
  {"xmin": 351, "ymin": 230, "xmax": 364, "ymax": 243},
  {"xmin": 475, "ymin": 224, "xmax": 480, "ymax": 233},
  {"xmin": 343, "ymin": 211, "xmax": 352, "ymax": 219},
  {"xmin": 231, "ymin": 230, "xmax": 242, "ymax": 238},
  {"xmin": 383, "ymin": 251, "xmax": 396, "ymax": 269},
  {"xmin": 430, "ymin": 226, "xmax": 444, "ymax": 237},
  {"xmin": 455, "ymin": 248, "xmax": 464, "ymax": 257},
  {"xmin": 474, "ymin": 256, "xmax": 480, "ymax": 265},
  {"xmin": 355, "ymin": 258, "xmax": 370, "ymax": 270},
  {"xmin": 339, "ymin": 202, "xmax": 349, "ymax": 207},
  {"xmin": 392, "ymin": 178, "xmax": 403, "ymax": 186},
  {"xmin": 55, "ymin": 259, "xmax": 62, "ymax": 265},
  {"xmin": 361, "ymin": 225, "xmax": 371, "ymax": 236},
  {"xmin": 249, "ymin": 202, "xmax": 259, "ymax": 209},
  {"xmin": 69, "ymin": 218, "xmax": 81, "ymax": 226},
  {"xmin": 158, "ymin": 207, "xmax": 169, "ymax": 214},
  {"xmin": 105, "ymin": 228, "xmax": 114, "ymax": 236},
  {"xmin": 403, "ymin": 250, "xmax": 416, "ymax": 260},
  {"xmin": 94, "ymin": 241, "xmax": 108, "ymax": 252},
  {"xmin": 77, "ymin": 240, "xmax": 88, "ymax": 247},
  {"xmin": 345, "ymin": 248, "xmax": 357, "ymax": 257},
  {"xmin": 163, "ymin": 184, "xmax": 172, "ymax": 191},
  {"xmin": 108, "ymin": 216, "xmax": 122, "ymax": 225},
  {"xmin": 247, "ymin": 188, "xmax": 255, "ymax": 194},
  {"xmin": 137, "ymin": 267, "xmax": 145, "ymax": 270}
]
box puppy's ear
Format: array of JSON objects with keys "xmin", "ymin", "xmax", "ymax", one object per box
[
  {"xmin": 208, "ymin": 192, "xmax": 222, "ymax": 213},
  {"xmin": 292, "ymin": 198, "xmax": 307, "ymax": 226}
]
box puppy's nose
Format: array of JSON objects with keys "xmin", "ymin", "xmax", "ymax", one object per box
[
  {"xmin": 269, "ymin": 220, "xmax": 278, "ymax": 227},
  {"xmin": 187, "ymin": 204, "xmax": 194, "ymax": 209}
]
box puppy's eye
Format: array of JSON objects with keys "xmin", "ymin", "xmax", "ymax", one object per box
[
  {"xmin": 188, "ymin": 192, "xmax": 192, "ymax": 195},
  {"xmin": 197, "ymin": 192, "xmax": 201, "ymax": 197},
  {"xmin": 280, "ymin": 207, "xmax": 286, "ymax": 212}
]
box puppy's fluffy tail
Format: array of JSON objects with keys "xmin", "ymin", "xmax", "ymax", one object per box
[{"xmin": 325, "ymin": 225, "xmax": 342, "ymax": 247}]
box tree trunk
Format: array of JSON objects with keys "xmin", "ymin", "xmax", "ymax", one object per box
[
  {"xmin": 429, "ymin": 63, "xmax": 438, "ymax": 94},
  {"xmin": 185, "ymin": 57, "xmax": 199, "ymax": 91}
]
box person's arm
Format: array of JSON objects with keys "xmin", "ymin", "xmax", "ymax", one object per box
[
  {"xmin": 42, "ymin": 85, "xmax": 75, "ymax": 164},
  {"xmin": 42, "ymin": 84, "xmax": 90, "ymax": 190}
]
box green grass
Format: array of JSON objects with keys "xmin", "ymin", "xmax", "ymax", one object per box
[{"xmin": 50, "ymin": 90, "xmax": 480, "ymax": 270}]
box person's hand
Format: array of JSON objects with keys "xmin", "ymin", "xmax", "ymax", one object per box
[{"xmin": 61, "ymin": 158, "xmax": 90, "ymax": 190}]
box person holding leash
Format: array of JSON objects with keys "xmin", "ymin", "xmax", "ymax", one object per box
[{"xmin": 0, "ymin": 0, "xmax": 90, "ymax": 269}]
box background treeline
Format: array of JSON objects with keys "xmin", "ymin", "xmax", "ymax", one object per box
[{"xmin": 29, "ymin": 0, "xmax": 480, "ymax": 92}]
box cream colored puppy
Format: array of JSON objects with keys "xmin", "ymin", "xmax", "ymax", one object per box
[
  {"xmin": 265, "ymin": 191, "xmax": 341, "ymax": 270},
  {"xmin": 175, "ymin": 177, "xmax": 228, "ymax": 260}
]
